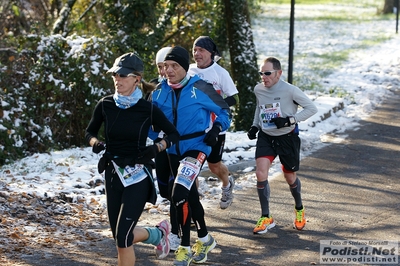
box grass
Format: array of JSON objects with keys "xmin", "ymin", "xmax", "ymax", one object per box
[
  {"xmin": 259, "ymin": 0, "xmax": 390, "ymax": 21},
  {"xmin": 291, "ymin": 30, "xmax": 394, "ymax": 96},
  {"xmin": 262, "ymin": 0, "xmax": 383, "ymax": 7},
  {"xmin": 304, "ymin": 34, "xmax": 392, "ymax": 73},
  {"xmin": 258, "ymin": 1, "xmax": 395, "ymax": 96}
]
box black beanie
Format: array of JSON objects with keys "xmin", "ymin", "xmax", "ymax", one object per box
[
  {"xmin": 193, "ymin": 36, "xmax": 221, "ymax": 60},
  {"xmin": 164, "ymin": 46, "xmax": 190, "ymax": 72}
]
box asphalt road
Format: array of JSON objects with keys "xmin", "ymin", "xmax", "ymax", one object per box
[{"xmin": 9, "ymin": 89, "xmax": 400, "ymax": 265}]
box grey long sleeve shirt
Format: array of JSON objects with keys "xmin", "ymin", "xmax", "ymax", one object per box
[{"xmin": 252, "ymin": 79, "xmax": 318, "ymax": 136}]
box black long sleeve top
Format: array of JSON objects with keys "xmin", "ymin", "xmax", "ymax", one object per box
[{"xmin": 85, "ymin": 95, "xmax": 179, "ymax": 159}]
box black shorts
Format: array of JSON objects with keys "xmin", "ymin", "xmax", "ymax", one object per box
[
  {"xmin": 255, "ymin": 131, "xmax": 301, "ymax": 172},
  {"xmin": 207, "ymin": 134, "xmax": 226, "ymax": 164}
]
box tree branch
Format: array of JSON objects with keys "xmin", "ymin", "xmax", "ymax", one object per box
[{"xmin": 78, "ymin": 0, "xmax": 98, "ymax": 21}]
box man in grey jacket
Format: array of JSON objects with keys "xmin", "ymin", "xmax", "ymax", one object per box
[{"xmin": 247, "ymin": 57, "xmax": 318, "ymax": 234}]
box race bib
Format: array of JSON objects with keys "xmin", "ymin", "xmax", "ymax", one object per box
[
  {"xmin": 260, "ymin": 102, "xmax": 282, "ymax": 130},
  {"xmin": 112, "ymin": 161, "xmax": 148, "ymax": 187},
  {"xmin": 175, "ymin": 156, "xmax": 204, "ymax": 190}
]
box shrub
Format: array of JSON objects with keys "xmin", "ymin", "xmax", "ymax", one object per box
[{"xmin": 0, "ymin": 34, "xmax": 114, "ymax": 166}]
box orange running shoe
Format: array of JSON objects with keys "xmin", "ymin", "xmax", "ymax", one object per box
[
  {"xmin": 294, "ymin": 207, "xmax": 306, "ymax": 230},
  {"xmin": 253, "ymin": 216, "xmax": 275, "ymax": 234}
]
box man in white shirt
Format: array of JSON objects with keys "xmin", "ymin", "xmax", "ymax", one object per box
[{"xmin": 188, "ymin": 36, "xmax": 239, "ymax": 209}]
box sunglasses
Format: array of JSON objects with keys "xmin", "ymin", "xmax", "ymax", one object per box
[
  {"xmin": 259, "ymin": 70, "xmax": 277, "ymax": 76},
  {"xmin": 112, "ymin": 73, "xmax": 137, "ymax": 78}
]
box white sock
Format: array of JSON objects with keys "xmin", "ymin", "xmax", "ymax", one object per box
[
  {"xmin": 180, "ymin": 245, "xmax": 190, "ymax": 252},
  {"xmin": 222, "ymin": 182, "xmax": 231, "ymax": 189},
  {"xmin": 198, "ymin": 234, "xmax": 209, "ymax": 243}
]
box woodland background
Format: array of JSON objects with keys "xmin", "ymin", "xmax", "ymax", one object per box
[{"xmin": 0, "ymin": 0, "xmax": 397, "ymax": 166}]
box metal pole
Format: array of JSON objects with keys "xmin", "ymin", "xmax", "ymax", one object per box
[
  {"xmin": 288, "ymin": 0, "xmax": 295, "ymax": 84},
  {"xmin": 396, "ymin": 0, "xmax": 399, "ymax": 33}
]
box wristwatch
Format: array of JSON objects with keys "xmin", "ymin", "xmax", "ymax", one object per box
[{"xmin": 289, "ymin": 116, "xmax": 296, "ymax": 125}]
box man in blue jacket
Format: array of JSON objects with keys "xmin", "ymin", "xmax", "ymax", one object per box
[{"xmin": 151, "ymin": 46, "xmax": 231, "ymax": 266}]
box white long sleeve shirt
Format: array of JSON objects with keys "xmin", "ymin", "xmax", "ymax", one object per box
[{"xmin": 188, "ymin": 62, "xmax": 238, "ymax": 98}]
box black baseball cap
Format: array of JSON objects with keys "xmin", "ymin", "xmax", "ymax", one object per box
[{"xmin": 107, "ymin": 52, "xmax": 144, "ymax": 75}]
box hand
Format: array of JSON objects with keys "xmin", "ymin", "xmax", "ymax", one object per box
[
  {"xmin": 247, "ymin": 126, "xmax": 259, "ymax": 140},
  {"xmin": 270, "ymin": 117, "xmax": 290, "ymax": 129},
  {"xmin": 137, "ymin": 144, "xmax": 159, "ymax": 164},
  {"xmin": 92, "ymin": 140, "xmax": 105, "ymax": 154},
  {"xmin": 204, "ymin": 123, "xmax": 222, "ymax": 146}
]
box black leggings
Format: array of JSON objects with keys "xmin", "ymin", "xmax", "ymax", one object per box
[
  {"xmin": 155, "ymin": 150, "xmax": 173, "ymax": 200},
  {"xmin": 169, "ymin": 151, "xmax": 208, "ymax": 246},
  {"xmin": 155, "ymin": 150, "xmax": 180, "ymax": 235},
  {"xmin": 105, "ymin": 164, "xmax": 150, "ymax": 248}
]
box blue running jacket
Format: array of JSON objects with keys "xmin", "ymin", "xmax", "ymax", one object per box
[{"xmin": 151, "ymin": 75, "xmax": 231, "ymax": 157}]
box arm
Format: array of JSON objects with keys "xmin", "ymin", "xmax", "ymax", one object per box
[
  {"xmin": 136, "ymin": 102, "xmax": 179, "ymax": 164},
  {"xmin": 219, "ymin": 68, "xmax": 239, "ymax": 107},
  {"xmin": 85, "ymin": 99, "xmax": 104, "ymax": 147},
  {"xmin": 292, "ymin": 88, "xmax": 318, "ymax": 122},
  {"xmin": 224, "ymin": 94, "xmax": 239, "ymax": 106},
  {"xmin": 252, "ymin": 96, "xmax": 261, "ymax": 128},
  {"xmin": 151, "ymin": 104, "xmax": 180, "ymax": 150},
  {"xmin": 213, "ymin": 108, "xmax": 231, "ymax": 132},
  {"xmin": 195, "ymin": 81, "xmax": 232, "ymax": 131},
  {"xmin": 246, "ymin": 93, "xmax": 260, "ymax": 140}
]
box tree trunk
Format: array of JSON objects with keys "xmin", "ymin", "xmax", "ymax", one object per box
[
  {"xmin": 382, "ymin": 0, "xmax": 395, "ymax": 14},
  {"xmin": 223, "ymin": 0, "xmax": 258, "ymax": 131}
]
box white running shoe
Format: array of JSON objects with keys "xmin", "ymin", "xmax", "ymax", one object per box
[
  {"xmin": 220, "ymin": 175, "xmax": 235, "ymax": 209},
  {"xmin": 169, "ymin": 233, "xmax": 180, "ymax": 251}
]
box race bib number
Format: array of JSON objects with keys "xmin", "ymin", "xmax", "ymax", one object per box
[
  {"xmin": 175, "ymin": 156, "xmax": 203, "ymax": 190},
  {"xmin": 260, "ymin": 102, "xmax": 282, "ymax": 130},
  {"xmin": 112, "ymin": 161, "xmax": 148, "ymax": 187}
]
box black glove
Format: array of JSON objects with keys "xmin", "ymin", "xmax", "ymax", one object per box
[
  {"xmin": 137, "ymin": 144, "xmax": 159, "ymax": 164},
  {"xmin": 92, "ymin": 140, "xmax": 105, "ymax": 154},
  {"xmin": 204, "ymin": 123, "xmax": 222, "ymax": 146},
  {"xmin": 270, "ymin": 117, "xmax": 290, "ymax": 129},
  {"xmin": 247, "ymin": 126, "xmax": 259, "ymax": 140}
]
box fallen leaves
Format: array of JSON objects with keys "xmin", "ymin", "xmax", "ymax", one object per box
[{"xmin": 0, "ymin": 188, "xmax": 110, "ymax": 264}]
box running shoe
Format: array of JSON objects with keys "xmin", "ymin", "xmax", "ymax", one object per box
[
  {"xmin": 169, "ymin": 233, "xmax": 180, "ymax": 251},
  {"xmin": 294, "ymin": 207, "xmax": 306, "ymax": 230},
  {"xmin": 220, "ymin": 175, "xmax": 235, "ymax": 209},
  {"xmin": 253, "ymin": 216, "xmax": 275, "ymax": 234},
  {"xmin": 155, "ymin": 219, "xmax": 171, "ymax": 259},
  {"xmin": 192, "ymin": 234, "xmax": 217, "ymax": 263},
  {"xmin": 173, "ymin": 246, "xmax": 192, "ymax": 266}
]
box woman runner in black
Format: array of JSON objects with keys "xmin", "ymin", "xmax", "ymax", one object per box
[{"xmin": 85, "ymin": 52, "xmax": 180, "ymax": 265}]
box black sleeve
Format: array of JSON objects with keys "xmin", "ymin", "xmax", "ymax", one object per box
[
  {"xmin": 151, "ymin": 104, "xmax": 180, "ymax": 148},
  {"xmin": 224, "ymin": 95, "xmax": 237, "ymax": 106},
  {"xmin": 85, "ymin": 98, "xmax": 104, "ymax": 145}
]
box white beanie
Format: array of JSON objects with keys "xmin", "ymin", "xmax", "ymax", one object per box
[{"xmin": 155, "ymin": 47, "xmax": 172, "ymax": 64}]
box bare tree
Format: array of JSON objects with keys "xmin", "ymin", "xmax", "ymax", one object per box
[{"xmin": 52, "ymin": 0, "xmax": 77, "ymax": 35}]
